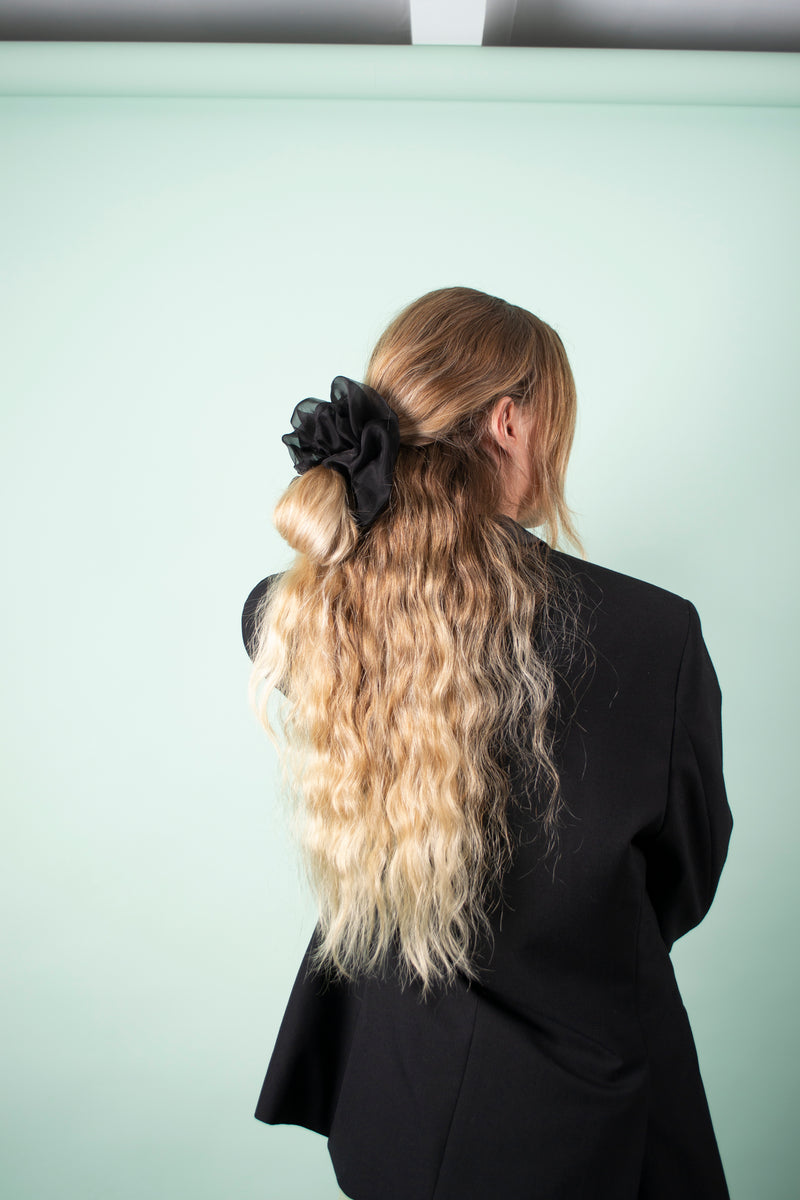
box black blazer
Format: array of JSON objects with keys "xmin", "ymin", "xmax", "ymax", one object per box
[{"xmin": 241, "ymin": 522, "xmax": 733, "ymax": 1200}]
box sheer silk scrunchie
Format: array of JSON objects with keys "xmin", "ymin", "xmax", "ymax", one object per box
[{"xmin": 282, "ymin": 376, "xmax": 401, "ymax": 532}]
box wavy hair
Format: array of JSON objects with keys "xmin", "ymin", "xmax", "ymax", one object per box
[{"xmin": 247, "ymin": 286, "xmax": 590, "ymax": 997}]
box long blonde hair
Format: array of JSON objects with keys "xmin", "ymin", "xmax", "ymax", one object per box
[{"xmin": 247, "ymin": 286, "xmax": 589, "ymax": 997}]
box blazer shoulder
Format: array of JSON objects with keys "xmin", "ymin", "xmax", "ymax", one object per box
[
  {"xmin": 241, "ymin": 571, "xmax": 284, "ymax": 661},
  {"xmin": 543, "ymin": 545, "xmax": 695, "ymax": 659},
  {"xmin": 547, "ymin": 545, "xmax": 691, "ymax": 615}
]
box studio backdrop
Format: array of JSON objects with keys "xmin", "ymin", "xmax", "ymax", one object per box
[{"xmin": 1, "ymin": 41, "xmax": 798, "ymax": 1200}]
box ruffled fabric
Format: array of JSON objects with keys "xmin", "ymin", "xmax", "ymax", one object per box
[{"xmin": 282, "ymin": 376, "xmax": 400, "ymax": 531}]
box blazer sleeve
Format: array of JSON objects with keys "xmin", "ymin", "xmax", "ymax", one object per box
[
  {"xmin": 241, "ymin": 573, "xmax": 280, "ymax": 663},
  {"xmin": 643, "ymin": 599, "xmax": 733, "ymax": 952}
]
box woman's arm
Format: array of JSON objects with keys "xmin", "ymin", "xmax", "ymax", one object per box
[{"xmin": 642, "ymin": 600, "xmax": 734, "ymax": 952}]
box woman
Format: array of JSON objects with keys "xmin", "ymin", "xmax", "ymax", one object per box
[{"xmin": 241, "ymin": 286, "xmax": 733, "ymax": 1200}]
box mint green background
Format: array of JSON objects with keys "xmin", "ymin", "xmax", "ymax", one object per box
[{"xmin": 1, "ymin": 42, "xmax": 798, "ymax": 1200}]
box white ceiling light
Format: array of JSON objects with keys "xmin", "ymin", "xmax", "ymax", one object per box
[{"xmin": 410, "ymin": 0, "xmax": 488, "ymax": 44}]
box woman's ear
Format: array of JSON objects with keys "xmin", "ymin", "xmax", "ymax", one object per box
[{"xmin": 483, "ymin": 395, "xmax": 517, "ymax": 456}]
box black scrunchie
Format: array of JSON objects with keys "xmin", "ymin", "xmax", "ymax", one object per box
[{"xmin": 282, "ymin": 376, "xmax": 401, "ymax": 531}]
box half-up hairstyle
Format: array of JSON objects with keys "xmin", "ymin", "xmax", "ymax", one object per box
[{"xmin": 247, "ymin": 286, "xmax": 590, "ymax": 998}]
